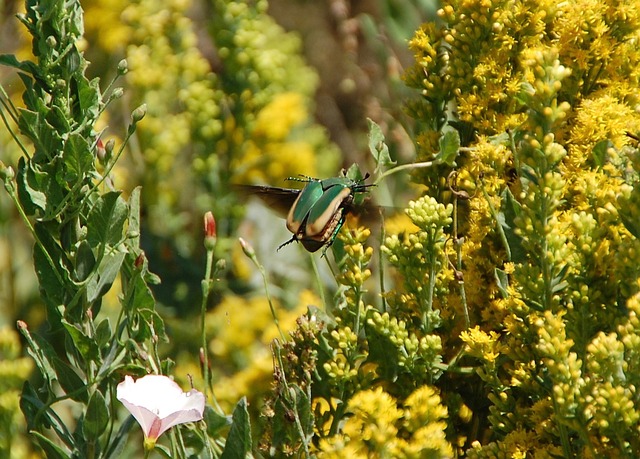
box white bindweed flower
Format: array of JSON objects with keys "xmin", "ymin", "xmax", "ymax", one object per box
[{"xmin": 117, "ymin": 375, "xmax": 205, "ymax": 449}]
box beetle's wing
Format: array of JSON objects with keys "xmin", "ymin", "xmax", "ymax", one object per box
[
  {"xmin": 342, "ymin": 198, "xmax": 395, "ymax": 225},
  {"xmin": 305, "ymin": 186, "xmax": 351, "ymax": 237},
  {"xmin": 233, "ymin": 184, "xmax": 301, "ymax": 218},
  {"xmin": 287, "ymin": 181, "xmax": 324, "ymax": 234}
]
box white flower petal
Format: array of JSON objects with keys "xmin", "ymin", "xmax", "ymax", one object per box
[{"xmin": 117, "ymin": 375, "xmax": 205, "ymax": 440}]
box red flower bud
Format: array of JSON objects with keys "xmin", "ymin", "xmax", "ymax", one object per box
[
  {"xmin": 135, "ymin": 253, "xmax": 145, "ymax": 269},
  {"xmin": 204, "ymin": 212, "xmax": 217, "ymax": 250},
  {"xmin": 96, "ymin": 138, "xmax": 106, "ymax": 161}
]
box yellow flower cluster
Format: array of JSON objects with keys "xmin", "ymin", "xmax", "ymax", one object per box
[
  {"xmin": 383, "ymin": 196, "xmax": 454, "ymax": 330},
  {"xmin": 367, "ymin": 310, "xmax": 444, "ymax": 377},
  {"xmin": 460, "ymin": 326, "xmax": 501, "ymax": 363},
  {"xmin": 399, "ymin": 0, "xmax": 640, "ymax": 456},
  {"xmin": 320, "ymin": 385, "xmax": 453, "ymax": 458},
  {"xmin": 322, "ymin": 327, "xmax": 360, "ymax": 386}
]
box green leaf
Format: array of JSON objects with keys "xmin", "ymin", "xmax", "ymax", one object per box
[
  {"xmin": 136, "ymin": 308, "xmax": 167, "ymax": 343},
  {"xmin": 17, "ymin": 109, "xmax": 43, "ymax": 149},
  {"xmin": 288, "ymin": 386, "xmax": 313, "ymax": 441},
  {"xmin": 87, "ymin": 251, "xmax": 125, "ymax": 302},
  {"xmin": 20, "ymin": 381, "xmax": 74, "ymax": 444},
  {"xmin": 367, "ymin": 118, "xmax": 395, "ymax": 171},
  {"xmin": 550, "ymin": 264, "xmax": 570, "ymax": 293},
  {"xmin": 104, "ymin": 415, "xmax": 135, "ymax": 459},
  {"xmin": 204, "ymin": 406, "xmax": 231, "ymax": 437},
  {"xmin": 127, "ymin": 187, "xmax": 142, "ymax": 247},
  {"xmin": 155, "ymin": 445, "xmax": 172, "ymax": 458},
  {"xmin": 96, "ymin": 343, "xmax": 128, "ymax": 382},
  {"xmin": 76, "ymin": 76, "xmax": 101, "ymax": 121},
  {"xmin": 33, "ymin": 221, "xmax": 70, "ymax": 315},
  {"xmin": 17, "ymin": 157, "xmax": 47, "ymax": 214},
  {"xmin": 86, "ymin": 191, "xmax": 127, "ymax": 248},
  {"xmin": 34, "ymin": 242, "xmax": 67, "ymax": 318},
  {"xmin": 18, "ymin": 106, "xmax": 62, "ymax": 156},
  {"xmin": 62, "ymin": 133, "xmax": 93, "ymax": 183},
  {"xmin": 30, "ymin": 431, "xmax": 72, "ymax": 459},
  {"xmin": 494, "ymin": 268, "xmax": 510, "ymax": 299},
  {"xmin": 620, "ymin": 211, "xmax": 640, "ymax": 240},
  {"xmin": 345, "ymin": 163, "xmax": 365, "ymax": 182},
  {"xmin": 499, "ymin": 188, "xmax": 526, "ymax": 263},
  {"xmin": 18, "ymin": 326, "xmax": 58, "ymax": 387},
  {"xmin": 0, "ymin": 54, "xmax": 40, "ymax": 74},
  {"xmin": 592, "ymin": 139, "xmax": 612, "ymax": 167},
  {"xmin": 17, "ymin": 72, "xmax": 43, "ymax": 113},
  {"xmin": 221, "ymin": 398, "xmax": 252, "ymax": 459},
  {"xmin": 75, "ymin": 240, "xmax": 96, "ymax": 282},
  {"xmin": 20, "ymin": 381, "xmax": 50, "ymax": 430},
  {"xmin": 270, "ymin": 384, "xmax": 313, "ymax": 453},
  {"xmin": 95, "ymin": 319, "xmax": 112, "ymax": 349},
  {"xmin": 124, "ymin": 268, "xmax": 157, "ymax": 313},
  {"xmin": 47, "ymin": 103, "xmax": 72, "ymax": 134},
  {"xmin": 62, "ymin": 320, "xmax": 100, "ymax": 361},
  {"xmin": 18, "ymin": 159, "xmax": 66, "ymax": 218},
  {"xmin": 53, "ymin": 357, "xmax": 87, "ymax": 402},
  {"xmin": 83, "ymin": 391, "xmax": 109, "ymax": 439},
  {"xmin": 435, "ymin": 129, "xmax": 460, "ymax": 166}
]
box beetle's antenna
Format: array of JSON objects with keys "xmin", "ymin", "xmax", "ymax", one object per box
[
  {"xmin": 285, "ymin": 175, "xmax": 316, "ymax": 184},
  {"xmin": 354, "ymin": 173, "xmax": 376, "ymax": 192}
]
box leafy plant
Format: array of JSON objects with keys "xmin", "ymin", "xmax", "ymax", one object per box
[{"xmin": 0, "ymin": 0, "xmax": 251, "ymax": 457}]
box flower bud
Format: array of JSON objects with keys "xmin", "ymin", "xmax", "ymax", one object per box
[
  {"xmin": 239, "ymin": 237, "xmax": 256, "ymax": 259},
  {"xmin": 204, "ymin": 211, "xmax": 217, "ymax": 250},
  {"xmin": 111, "ymin": 87, "xmax": 124, "ymax": 100},
  {"xmin": 96, "ymin": 138, "xmax": 106, "ymax": 162},
  {"xmin": 134, "ymin": 253, "xmax": 145, "ymax": 269},
  {"xmin": 131, "ymin": 104, "xmax": 147, "ymax": 123},
  {"xmin": 0, "ymin": 161, "xmax": 15, "ymax": 181},
  {"xmin": 117, "ymin": 59, "xmax": 129, "ymax": 75}
]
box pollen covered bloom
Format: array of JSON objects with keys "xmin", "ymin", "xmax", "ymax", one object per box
[{"xmin": 117, "ymin": 375, "xmax": 205, "ymax": 448}]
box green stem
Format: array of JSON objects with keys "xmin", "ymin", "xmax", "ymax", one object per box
[
  {"xmin": 479, "ymin": 178, "xmax": 511, "ymax": 261},
  {"xmin": 201, "ymin": 249, "xmax": 223, "ymax": 413},
  {"xmin": 328, "ymin": 396, "xmax": 346, "ymax": 437},
  {"xmin": 374, "ymin": 160, "xmax": 435, "ymax": 185},
  {"xmin": 309, "ymin": 253, "xmax": 327, "ymax": 311},
  {"xmin": 424, "ymin": 261, "xmax": 436, "ymax": 332},
  {"xmin": 353, "ymin": 285, "xmax": 363, "ymax": 334},
  {"xmin": 4, "ymin": 180, "xmax": 66, "ymax": 288},
  {"xmin": 273, "ymin": 347, "xmax": 311, "ymax": 458},
  {"xmin": 451, "ymin": 194, "xmax": 470, "ymax": 329},
  {"xmin": 378, "ymin": 212, "xmax": 387, "ymax": 313},
  {"xmin": 257, "ymin": 263, "xmax": 286, "ymax": 342}
]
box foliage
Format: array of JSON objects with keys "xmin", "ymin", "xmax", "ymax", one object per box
[
  {"xmin": 72, "ymin": 0, "xmax": 342, "ymax": 316},
  {"xmin": 0, "ymin": 0, "xmax": 249, "ymax": 457},
  {"xmin": 3, "ymin": 0, "xmax": 640, "ymax": 457},
  {"xmin": 260, "ymin": 0, "xmax": 640, "ymax": 457}
]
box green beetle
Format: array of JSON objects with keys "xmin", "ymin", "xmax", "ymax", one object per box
[{"xmin": 236, "ymin": 173, "xmax": 372, "ymax": 252}]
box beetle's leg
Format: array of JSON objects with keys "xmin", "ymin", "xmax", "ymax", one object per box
[{"xmin": 277, "ymin": 234, "xmax": 299, "ymax": 251}]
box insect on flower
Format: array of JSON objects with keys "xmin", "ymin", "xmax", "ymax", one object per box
[{"xmin": 235, "ymin": 170, "xmax": 375, "ymax": 253}]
